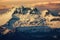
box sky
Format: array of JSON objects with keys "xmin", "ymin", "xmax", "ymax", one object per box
[
  {"xmin": 0, "ymin": 0, "xmax": 60, "ymax": 3},
  {"xmin": 0, "ymin": 0, "xmax": 60, "ymax": 9},
  {"xmin": 0, "ymin": 0, "xmax": 60, "ymax": 5}
]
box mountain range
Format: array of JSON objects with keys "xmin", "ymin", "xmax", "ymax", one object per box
[{"xmin": 0, "ymin": 6, "xmax": 60, "ymax": 35}]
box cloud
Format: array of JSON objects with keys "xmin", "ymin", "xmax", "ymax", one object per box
[
  {"xmin": 0, "ymin": 0, "xmax": 60, "ymax": 2},
  {"xmin": 0, "ymin": 0, "xmax": 60, "ymax": 8}
]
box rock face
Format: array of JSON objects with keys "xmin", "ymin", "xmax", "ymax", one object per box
[
  {"xmin": 1, "ymin": 6, "xmax": 60, "ymax": 28},
  {"xmin": 41, "ymin": 9, "xmax": 60, "ymax": 28}
]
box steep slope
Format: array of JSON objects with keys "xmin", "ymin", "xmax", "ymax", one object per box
[{"xmin": 0, "ymin": 7, "xmax": 16, "ymax": 26}]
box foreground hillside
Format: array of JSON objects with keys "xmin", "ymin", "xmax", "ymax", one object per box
[{"xmin": 0, "ymin": 26, "xmax": 60, "ymax": 40}]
